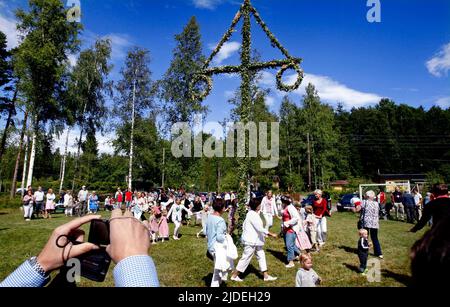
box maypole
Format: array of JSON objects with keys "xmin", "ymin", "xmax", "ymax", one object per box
[{"xmin": 190, "ymin": 0, "xmax": 304, "ymax": 238}]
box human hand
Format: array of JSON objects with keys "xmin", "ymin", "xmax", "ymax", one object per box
[
  {"xmin": 106, "ymin": 209, "xmax": 150, "ymax": 264},
  {"xmin": 269, "ymin": 232, "xmax": 278, "ymax": 239},
  {"xmin": 36, "ymin": 215, "xmax": 102, "ymax": 273}
]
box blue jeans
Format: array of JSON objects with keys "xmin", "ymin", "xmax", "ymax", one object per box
[
  {"xmin": 365, "ymin": 228, "xmax": 383, "ymax": 256},
  {"xmin": 284, "ymin": 232, "xmax": 300, "ymax": 262}
]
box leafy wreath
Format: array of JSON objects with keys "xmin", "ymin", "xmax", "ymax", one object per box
[{"xmin": 189, "ymin": 0, "xmax": 304, "ymax": 101}]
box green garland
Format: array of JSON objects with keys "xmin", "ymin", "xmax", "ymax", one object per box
[
  {"xmin": 190, "ymin": 74, "xmax": 213, "ymax": 102},
  {"xmin": 276, "ymin": 62, "xmax": 304, "ymax": 92}
]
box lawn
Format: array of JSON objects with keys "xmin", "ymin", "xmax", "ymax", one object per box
[{"xmin": 0, "ymin": 206, "xmax": 427, "ymax": 287}]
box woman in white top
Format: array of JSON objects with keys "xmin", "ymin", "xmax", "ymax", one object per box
[
  {"xmin": 261, "ymin": 190, "xmax": 280, "ymax": 231},
  {"xmin": 64, "ymin": 190, "xmax": 74, "ymax": 217},
  {"xmin": 133, "ymin": 192, "xmax": 146, "ymax": 221},
  {"xmin": 167, "ymin": 198, "xmax": 191, "ymax": 240},
  {"xmin": 44, "ymin": 189, "xmax": 56, "ymax": 219},
  {"xmin": 230, "ymin": 197, "xmax": 278, "ymax": 283}
]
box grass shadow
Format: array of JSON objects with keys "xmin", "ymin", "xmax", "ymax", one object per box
[
  {"xmin": 344, "ymin": 263, "xmax": 361, "ymax": 273},
  {"xmin": 202, "ymin": 273, "xmax": 213, "ymax": 287},
  {"xmin": 0, "ymin": 228, "xmax": 9, "ymax": 231},
  {"xmin": 382, "ymin": 269, "xmax": 411, "ymax": 286},
  {"xmin": 201, "ymin": 273, "xmax": 229, "ymax": 288},
  {"xmin": 267, "ymin": 249, "xmax": 286, "ymax": 264},
  {"xmin": 338, "ymin": 245, "xmax": 359, "ymax": 254},
  {"xmin": 0, "ymin": 212, "xmax": 8, "ymax": 215},
  {"xmin": 241, "ymin": 264, "xmax": 264, "ymax": 280}
]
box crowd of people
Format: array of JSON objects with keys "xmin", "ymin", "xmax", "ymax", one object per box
[{"xmin": 6, "ymin": 182, "xmax": 449, "ymax": 287}]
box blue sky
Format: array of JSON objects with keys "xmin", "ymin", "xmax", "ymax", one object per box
[{"xmin": 1, "ymin": 0, "xmax": 450, "ymax": 152}]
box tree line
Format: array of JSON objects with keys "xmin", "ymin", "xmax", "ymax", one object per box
[{"xmin": 1, "ymin": 0, "xmax": 449, "ymax": 197}]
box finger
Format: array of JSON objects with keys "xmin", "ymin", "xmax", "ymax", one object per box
[
  {"xmin": 111, "ymin": 209, "xmax": 123, "ymax": 219},
  {"xmin": 142, "ymin": 220, "xmax": 150, "ymax": 229},
  {"xmin": 123, "ymin": 210, "xmax": 133, "ymax": 218},
  {"xmin": 59, "ymin": 215, "xmax": 102, "ymax": 234},
  {"xmin": 105, "ymin": 244, "xmax": 112, "ymax": 257},
  {"xmin": 70, "ymin": 229, "xmax": 85, "ymax": 242},
  {"xmin": 69, "ymin": 243, "xmax": 100, "ymax": 258}
]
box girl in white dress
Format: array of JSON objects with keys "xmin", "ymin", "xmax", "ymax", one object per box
[{"xmin": 167, "ymin": 198, "xmax": 191, "ymax": 240}]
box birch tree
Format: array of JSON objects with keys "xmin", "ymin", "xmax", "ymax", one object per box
[
  {"xmin": 114, "ymin": 47, "xmax": 155, "ymax": 190},
  {"xmin": 67, "ymin": 39, "xmax": 112, "ymax": 190},
  {"xmin": 14, "ymin": 0, "xmax": 81, "ymax": 187}
]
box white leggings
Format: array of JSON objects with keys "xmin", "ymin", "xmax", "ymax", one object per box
[
  {"xmin": 65, "ymin": 207, "xmax": 73, "ymax": 216},
  {"xmin": 316, "ymin": 217, "xmax": 327, "ymax": 243},
  {"xmin": 23, "ymin": 204, "xmax": 33, "ymax": 219},
  {"xmin": 173, "ymin": 220, "xmax": 181, "ymax": 237},
  {"xmin": 263, "ymin": 214, "xmax": 274, "ymax": 231}
]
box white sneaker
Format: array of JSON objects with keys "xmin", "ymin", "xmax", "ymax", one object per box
[
  {"xmin": 25, "ymin": 219, "xmax": 31, "ymax": 222},
  {"xmin": 231, "ymin": 276, "xmax": 244, "ymax": 282},
  {"xmin": 378, "ymin": 255, "xmax": 384, "ymax": 259},
  {"xmin": 285, "ymin": 263, "xmax": 295, "ymax": 268},
  {"xmin": 264, "ymin": 275, "xmax": 277, "ymax": 282}
]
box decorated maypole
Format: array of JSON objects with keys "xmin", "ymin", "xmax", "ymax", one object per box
[{"xmin": 190, "ymin": 0, "xmax": 304, "ymax": 238}]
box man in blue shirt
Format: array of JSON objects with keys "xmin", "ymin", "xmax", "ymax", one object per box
[
  {"xmin": 0, "ymin": 209, "xmax": 159, "ymax": 287},
  {"xmin": 402, "ymin": 190, "xmax": 417, "ymax": 224}
]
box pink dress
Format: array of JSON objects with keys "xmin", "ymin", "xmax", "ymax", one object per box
[
  {"xmin": 150, "ymin": 216, "xmax": 159, "ymax": 234},
  {"xmin": 159, "ymin": 216, "xmax": 169, "ymax": 238},
  {"xmin": 295, "ymin": 225, "xmax": 312, "ymax": 251},
  {"xmin": 46, "ymin": 193, "xmax": 56, "ymax": 210}
]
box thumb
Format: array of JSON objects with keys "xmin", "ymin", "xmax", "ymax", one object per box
[{"xmin": 70, "ymin": 243, "xmax": 100, "ymax": 258}]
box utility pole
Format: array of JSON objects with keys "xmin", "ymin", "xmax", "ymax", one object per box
[
  {"xmin": 162, "ymin": 147, "xmax": 166, "ymax": 188},
  {"xmin": 307, "ymin": 132, "xmax": 312, "ymax": 191}
]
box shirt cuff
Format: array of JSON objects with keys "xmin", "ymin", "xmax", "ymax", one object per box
[
  {"xmin": 0, "ymin": 260, "xmax": 49, "ymax": 288},
  {"xmin": 113, "ymin": 255, "xmax": 159, "ymax": 287}
]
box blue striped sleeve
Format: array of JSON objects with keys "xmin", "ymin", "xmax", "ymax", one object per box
[
  {"xmin": 0, "ymin": 261, "xmax": 49, "ymax": 288},
  {"xmin": 113, "ymin": 255, "xmax": 159, "ymax": 287}
]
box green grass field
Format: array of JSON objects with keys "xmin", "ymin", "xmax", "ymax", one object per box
[{"xmin": 0, "ymin": 207, "xmax": 427, "ymax": 287}]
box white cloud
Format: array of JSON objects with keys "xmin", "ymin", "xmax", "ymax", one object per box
[
  {"xmin": 54, "ymin": 129, "xmax": 115, "ymax": 155},
  {"xmin": 265, "ymin": 95, "xmax": 275, "ymax": 107},
  {"xmin": 259, "ymin": 71, "xmax": 383, "ymax": 109},
  {"xmin": 426, "ymin": 43, "xmax": 450, "ymax": 77},
  {"xmin": 0, "ymin": 6, "xmax": 19, "ymax": 50},
  {"xmin": 209, "ymin": 41, "xmax": 240, "ymax": 65},
  {"xmin": 193, "ymin": 0, "xmax": 223, "ymax": 10},
  {"xmin": 435, "ymin": 97, "xmax": 450, "ymax": 109},
  {"xmin": 102, "ymin": 33, "xmax": 133, "ymax": 61}
]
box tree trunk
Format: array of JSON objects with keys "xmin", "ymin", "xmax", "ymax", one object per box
[
  {"xmin": 59, "ymin": 127, "xmax": 70, "ymax": 193},
  {"xmin": 128, "ymin": 79, "xmax": 136, "ymax": 190},
  {"xmin": 10, "ymin": 111, "xmax": 28, "ymax": 199},
  {"xmin": 26, "ymin": 117, "xmax": 38, "ymax": 189},
  {"xmin": 0, "ymin": 86, "xmax": 19, "ymax": 163},
  {"xmin": 20, "ymin": 133, "xmax": 29, "ymax": 197},
  {"xmin": 72, "ymin": 102, "xmax": 87, "ymax": 191},
  {"xmin": 72, "ymin": 127, "xmax": 84, "ymax": 191}
]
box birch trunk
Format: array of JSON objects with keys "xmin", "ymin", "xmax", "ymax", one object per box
[
  {"xmin": 59, "ymin": 127, "xmax": 70, "ymax": 193},
  {"xmin": 26, "ymin": 117, "xmax": 37, "ymax": 189},
  {"xmin": 72, "ymin": 102, "xmax": 87, "ymax": 191},
  {"xmin": 128, "ymin": 79, "xmax": 136, "ymax": 190},
  {"xmin": 10, "ymin": 111, "xmax": 28, "ymax": 199},
  {"xmin": 20, "ymin": 134, "xmax": 29, "ymax": 197}
]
